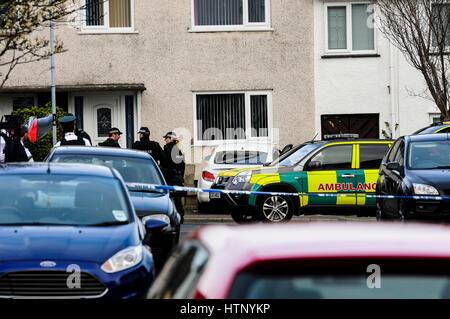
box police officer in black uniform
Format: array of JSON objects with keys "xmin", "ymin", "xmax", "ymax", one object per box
[
  {"xmin": 161, "ymin": 131, "xmax": 186, "ymax": 222},
  {"xmin": 131, "ymin": 127, "xmax": 163, "ymax": 164},
  {"xmin": 99, "ymin": 127, "xmax": 122, "ymax": 148},
  {"xmin": 55, "ymin": 114, "xmax": 91, "ymax": 147}
]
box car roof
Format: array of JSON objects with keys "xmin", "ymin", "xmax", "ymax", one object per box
[
  {"xmin": 50, "ymin": 146, "xmax": 152, "ymax": 159},
  {"xmin": 323, "ymin": 139, "xmax": 393, "ymax": 144},
  {"xmin": 414, "ymin": 122, "xmax": 450, "ymax": 134},
  {"xmin": 406, "ymin": 133, "xmax": 450, "ymax": 142},
  {"xmin": 191, "ymin": 222, "xmax": 450, "ymax": 298},
  {"xmin": 0, "ymin": 162, "xmax": 116, "ymax": 178}
]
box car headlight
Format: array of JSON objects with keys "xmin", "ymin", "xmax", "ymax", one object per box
[
  {"xmin": 232, "ymin": 171, "xmax": 252, "ymax": 185},
  {"xmin": 101, "ymin": 245, "xmax": 144, "ymax": 273},
  {"xmin": 413, "ymin": 183, "xmax": 439, "ymax": 195},
  {"xmin": 142, "ymin": 214, "xmax": 171, "ymax": 225}
]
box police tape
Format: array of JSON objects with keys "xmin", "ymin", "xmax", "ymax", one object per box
[{"xmin": 126, "ymin": 183, "xmax": 450, "ymax": 201}]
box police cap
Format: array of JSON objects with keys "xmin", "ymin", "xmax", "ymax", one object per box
[
  {"xmin": 109, "ymin": 127, "xmax": 123, "ymax": 135},
  {"xmin": 138, "ymin": 127, "xmax": 150, "ymax": 135},
  {"xmin": 58, "ymin": 114, "xmax": 77, "ymax": 123}
]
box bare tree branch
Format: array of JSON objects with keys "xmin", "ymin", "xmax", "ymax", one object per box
[{"xmin": 374, "ymin": 0, "xmax": 450, "ymax": 120}]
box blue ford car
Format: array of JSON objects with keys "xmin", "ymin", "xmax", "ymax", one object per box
[
  {"xmin": 46, "ymin": 147, "xmax": 181, "ymax": 272},
  {"xmin": 0, "ymin": 163, "xmax": 159, "ymax": 299}
]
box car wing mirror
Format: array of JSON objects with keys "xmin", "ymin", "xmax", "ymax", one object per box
[
  {"xmin": 145, "ymin": 219, "xmax": 168, "ymax": 232},
  {"xmin": 386, "ymin": 162, "xmax": 403, "ymax": 175},
  {"xmin": 205, "ymin": 155, "xmax": 211, "ymax": 161}
]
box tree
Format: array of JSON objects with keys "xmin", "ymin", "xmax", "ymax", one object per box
[
  {"xmin": 0, "ymin": 0, "xmax": 78, "ymax": 87},
  {"xmin": 374, "ymin": 0, "xmax": 450, "ymax": 120}
]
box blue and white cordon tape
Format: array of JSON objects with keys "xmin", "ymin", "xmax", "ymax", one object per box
[{"xmin": 126, "ymin": 183, "xmax": 450, "ymax": 201}]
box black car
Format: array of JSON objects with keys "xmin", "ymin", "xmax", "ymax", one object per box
[
  {"xmin": 376, "ymin": 134, "xmax": 450, "ymax": 221},
  {"xmin": 46, "ymin": 146, "xmax": 181, "ymax": 271}
]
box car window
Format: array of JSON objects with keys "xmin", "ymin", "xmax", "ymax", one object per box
[
  {"xmin": 50, "ymin": 154, "xmax": 165, "ymax": 185},
  {"xmin": 227, "ymin": 272, "xmax": 450, "ymax": 299},
  {"xmin": 359, "ymin": 144, "xmax": 391, "ymax": 169},
  {"xmin": 147, "ymin": 240, "xmax": 210, "ymax": 299},
  {"xmin": 271, "ymin": 143, "xmax": 322, "ymax": 167},
  {"xmin": 214, "ymin": 151, "xmax": 268, "ymax": 165},
  {"xmin": 307, "ymin": 145, "xmax": 353, "ymax": 171},
  {"xmin": 408, "ymin": 140, "xmax": 450, "ymax": 169},
  {"xmin": 393, "ymin": 141, "xmax": 405, "ymax": 166},
  {"xmin": 0, "ymin": 175, "xmax": 131, "ymax": 226},
  {"xmin": 386, "ymin": 140, "xmax": 401, "ymax": 163}
]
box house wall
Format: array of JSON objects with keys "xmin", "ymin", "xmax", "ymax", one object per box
[
  {"xmin": 314, "ymin": 0, "xmax": 439, "ymax": 139},
  {"xmin": 1, "ymin": 0, "xmax": 316, "ymax": 179}
]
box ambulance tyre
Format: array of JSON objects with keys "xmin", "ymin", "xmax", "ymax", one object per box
[{"xmin": 257, "ymin": 195, "xmax": 294, "ymax": 223}]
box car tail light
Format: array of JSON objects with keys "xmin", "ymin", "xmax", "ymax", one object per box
[{"xmin": 202, "ymin": 171, "xmax": 215, "ymax": 182}]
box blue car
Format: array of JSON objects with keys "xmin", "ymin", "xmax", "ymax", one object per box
[
  {"xmin": 46, "ymin": 146, "xmax": 182, "ymax": 271},
  {"xmin": 0, "ymin": 163, "xmax": 161, "ymax": 299}
]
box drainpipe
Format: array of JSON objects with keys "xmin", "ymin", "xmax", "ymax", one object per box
[{"xmin": 389, "ymin": 42, "xmax": 398, "ymax": 139}]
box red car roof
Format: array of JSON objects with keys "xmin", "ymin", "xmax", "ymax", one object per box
[{"xmin": 189, "ymin": 222, "xmax": 450, "ymax": 298}]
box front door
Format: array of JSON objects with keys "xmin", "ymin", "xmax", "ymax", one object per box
[
  {"xmin": 303, "ymin": 144, "xmax": 357, "ymax": 207},
  {"xmin": 83, "ymin": 95, "xmax": 126, "ymax": 148}
]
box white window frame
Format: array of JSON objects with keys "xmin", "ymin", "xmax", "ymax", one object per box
[
  {"xmin": 190, "ymin": 0, "xmax": 272, "ymax": 32},
  {"xmin": 324, "ymin": 2, "xmax": 377, "ymax": 55},
  {"xmin": 193, "ymin": 90, "xmax": 273, "ymax": 146},
  {"xmin": 80, "ymin": 0, "xmax": 137, "ymax": 34}
]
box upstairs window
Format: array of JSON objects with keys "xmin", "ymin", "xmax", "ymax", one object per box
[
  {"xmin": 192, "ymin": 0, "xmax": 271, "ymax": 31},
  {"xmin": 82, "ymin": 0, "xmax": 134, "ymax": 32},
  {"xmin": 325, "ymin": 2, "xmax": 375, "ymax": 54}
]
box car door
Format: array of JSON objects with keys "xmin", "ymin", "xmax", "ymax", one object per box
[
  {"xmin": 303, "ymin": 144, "xmax": 357, "ymax": 207},
  {"xmin": 356, "ymin": 142, "xmax": 392, "ymax": 206},
  {"xmin": 379, "ymin": 139, "xmax": 405, "ymax": 216}
]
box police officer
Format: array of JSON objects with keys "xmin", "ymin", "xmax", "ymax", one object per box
[
  {"xmin": 99, "ymin": 127, "xmax": 122, "ymax": 148},
  {"xmin": 11, "ymin": 126, "xmax": 34, "ymax": 162},
  {"xmin": 131, "ymin": 127, "xmax": 163, "ymax": 164},
  {"xmin": 161, "ymin": 131, "xmax": 186, "ymax": 221},
  {"xmin": 55, "ymin": 114, "xmax": 91, "ymax": 147}
]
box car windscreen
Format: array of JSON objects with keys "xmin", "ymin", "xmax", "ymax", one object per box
[
  {"xmin": 50, "ymin": 154, "xmax": 165, "ymax": 185},
  {"xmin": 408, "ymin": 140, "xmax": 450, "ymax": 169},
  {"xmin": 214, "ymin": 151, "xmax": 268, "ymax": 165},
  {"xmin": 270, "ymin": 143, "xmax": 322, "ymax": 167},
  {"xmin": 0, "ymin": 175, "xmax": 131, "ymax": 226},
  {"xmin": 228, "ymin": 273, "xmax": 450, "ymax": 299}
]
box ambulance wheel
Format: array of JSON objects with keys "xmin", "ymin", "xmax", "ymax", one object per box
[{"xmin": 257, "ymin": 195, "xmax": 294, "ymax": 223}]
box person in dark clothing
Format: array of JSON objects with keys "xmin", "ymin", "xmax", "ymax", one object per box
[
  {"xmin": 5, "ymin": 126, "xmax": 33, "ymax": 162},
  {"xmin": 131, "ymin": 127, "xmax": 163, "ymax": 164},
  {"xmin": 161, "ymin": 131, "xmax": 186, "ymax": 222},
  {"xmin": 99, "ymin": 127, "xmax": 122, "ymax": 148},
  {"xmin": 55, "ymin": 114, "xmax": 91, "ymax": 147}
]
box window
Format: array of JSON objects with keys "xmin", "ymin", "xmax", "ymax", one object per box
[
  {"xmin": 12, "ymin": 96, "xmax": 35, "ymax": 111},
  {"xmin": 393, "ymin": 141, "xmax": 405, "ymax": 166},
  {"xmin": 325, "ymin": 2, "xmax": 375, "ymax": 54},
  {"xmin": 191, "ymin": 0, "xmax": 271, "ymax": 31},
  {"xmin": 97, "ymin": 108, "xmax": 112, "ymax": 137},
  {"xmin": 359, "ymin": 144, "xmax": 390, "ymax": 169},
  {"xmin": 194, "ymin": 91, "xmax": 272, "ymax": 144},
  {"xmin": 386, "ymin": 139, "xmax": 401, "ymax": 163},
  {"xmin": 307, "ymin": 145, "xmax": 353, "ymax": 171},
  {"xmin": 82, "ymin": 0, "xmax": 135, "ymax": 32},
  {"xmin": 431, "ymin": 2, "xmax": 450, "ymax": 48}
]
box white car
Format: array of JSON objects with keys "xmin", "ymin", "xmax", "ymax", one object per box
[{"xmin": 197, "ymin": 141, "xmax": 280, "ymax": 212}]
